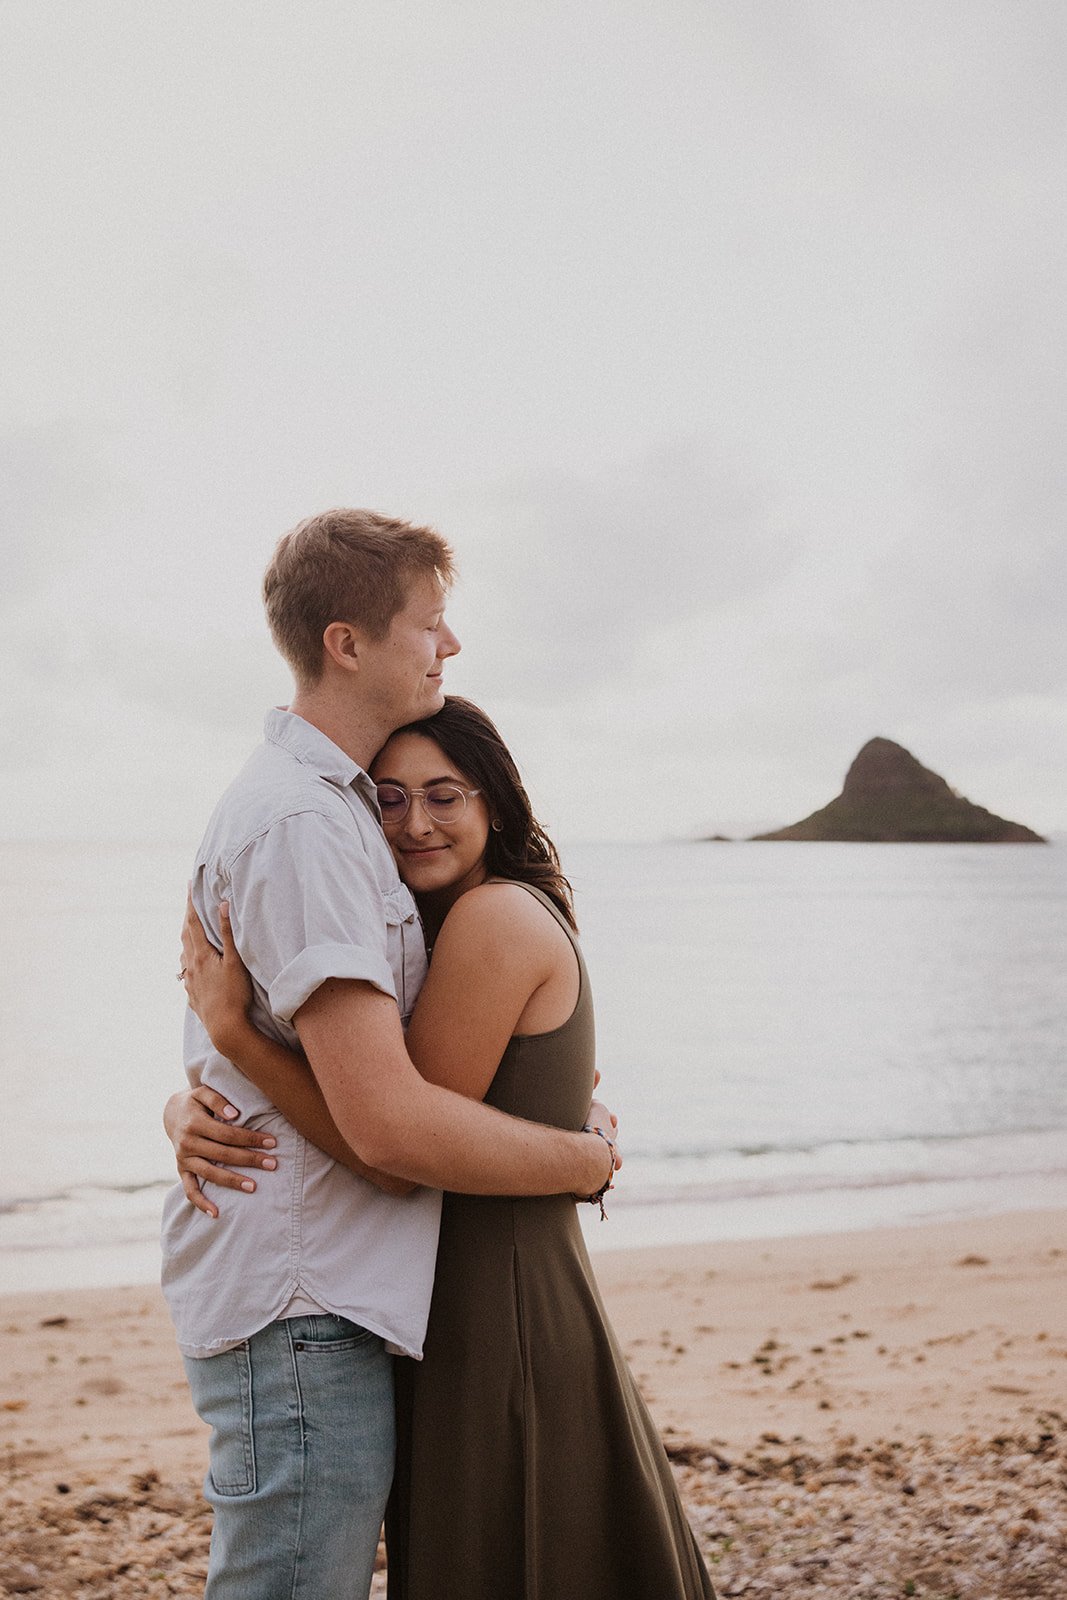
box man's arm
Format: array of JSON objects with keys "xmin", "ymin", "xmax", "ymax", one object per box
[
  {"xmin": 295, "ymin": 979, "xmax": 615, "ymax": 1197},
  {"xmin": 199, "ymin": 1024, "xmax": 417, "ymax": 1196},
  {"xmin": 178, "ymin": 895, "xmax": 414, "ymax": 1195}
]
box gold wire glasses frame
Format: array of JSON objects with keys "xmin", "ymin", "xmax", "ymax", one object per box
[{"xmin": 375, "ymin": 782, "xmax": 483, "ymax": 826}]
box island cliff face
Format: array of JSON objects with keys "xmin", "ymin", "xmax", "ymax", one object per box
[{"xmin": 753, "ymin": 739, "xmax": 1046, "ymax": 843}]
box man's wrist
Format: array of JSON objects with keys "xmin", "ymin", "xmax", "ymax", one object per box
[
  {"xmin": 582, "ymin": 1125, "xmax": 615, "ymax": 1183},
  {"xmin": 579, "ymin": 1125, "xmax": 616, "ymax": 1219}
]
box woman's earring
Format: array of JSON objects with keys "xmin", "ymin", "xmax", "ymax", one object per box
[{"xmin": 491, "ymin": 819, "xmax": 503, "ymax": 832}]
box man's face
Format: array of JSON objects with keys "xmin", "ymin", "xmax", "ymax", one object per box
[{"xmin": 357, "ymin": 574, "xmax": 460, "ymax": 731}]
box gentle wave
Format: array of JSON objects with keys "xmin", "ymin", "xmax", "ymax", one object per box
[
  {"xmin": 636, "ymin": 1125, "xmax": 1066, "ymax": 1161},
  {"xmin": 0, "ymin": 1183, "xmax": 173, "ymax": 1252},
  {"xmin": 609, "ymin": 1163, "xmax": 1067, "ymax": 1209},
  {"xmin": 617, "ymin": 1125, "xmax": 1067, "ymax": 1184},
  {"xmin": 3, "ymin": 1128, "xmax": 1063, "ymax": 1256}
]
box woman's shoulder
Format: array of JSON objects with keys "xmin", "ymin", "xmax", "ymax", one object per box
[
  {"xmin": 428, "ymin": 883, "xmax": 580, "ymax": 1029},
  {"xmin": 436, "ymin": 880, "xmax": 569, "ymax": 953}
]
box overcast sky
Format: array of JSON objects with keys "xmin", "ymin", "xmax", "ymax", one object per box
[{"xmin": 3, "ymin": 1, "xmax": 1064, "ymax": 844}]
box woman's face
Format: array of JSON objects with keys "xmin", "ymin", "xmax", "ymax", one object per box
[{"xmin": 370, "ymin": 731, "xmax": 492, "ymax": 903}]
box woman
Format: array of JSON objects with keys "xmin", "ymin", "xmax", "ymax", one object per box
[{"xmin": 171, "ymin": 696, "xmax": 715, "ymax": 1600}]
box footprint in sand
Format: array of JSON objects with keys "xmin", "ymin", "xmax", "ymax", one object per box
[{"xmin": 81, "ymin": 1377, "xmax": 125, "ymax": 1398}]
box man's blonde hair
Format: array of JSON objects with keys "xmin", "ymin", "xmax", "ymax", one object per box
[{"xmin": 263, "ymin": 508, "xmax": 455, "ymax": 685}]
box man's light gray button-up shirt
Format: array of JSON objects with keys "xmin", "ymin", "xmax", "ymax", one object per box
[{"xmin": 161, "ymin": 710, "xmax": 441, "ymax": 1360}]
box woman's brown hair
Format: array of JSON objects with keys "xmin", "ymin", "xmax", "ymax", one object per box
[{"xmin": 389, "ymin": 697, "xmax": 577, "ymax": 931}]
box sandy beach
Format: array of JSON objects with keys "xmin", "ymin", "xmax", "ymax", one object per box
[{"xmin": 2, "ymin": 1207, "xmax": 1064, "ymax": 1597}]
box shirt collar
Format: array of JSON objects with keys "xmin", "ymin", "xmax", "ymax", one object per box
[{"xmin": 263, "ymin": 708, "xmax": 378, "ymax": 801}]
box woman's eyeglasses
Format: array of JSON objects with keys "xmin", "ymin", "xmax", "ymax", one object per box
[{"xmin": 375, "ymin": 782, "xmax": 482, "ymax": 826}]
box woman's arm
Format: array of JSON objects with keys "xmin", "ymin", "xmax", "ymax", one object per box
[{"xmin": 179, "ymin": 896, "xmax": 414, "ymax": 1196}]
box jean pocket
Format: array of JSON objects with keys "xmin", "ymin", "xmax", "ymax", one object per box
[
  {"xmin": 290, "ymin": 1315, "xmax": 376, "ymax": 1354},
  {"xmin": 187, "ymin": 1343, "xmax": 257, "ymax": 1498}
]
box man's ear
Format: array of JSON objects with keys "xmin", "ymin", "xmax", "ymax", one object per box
[{"xmin": 321, "ymin": 620, "xmax": 364, "ymax": 673}]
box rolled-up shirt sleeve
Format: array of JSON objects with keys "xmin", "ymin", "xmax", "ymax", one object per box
[{"xmin": 225, "ymin": 805, "xmax": 397, "ymax": 1023}]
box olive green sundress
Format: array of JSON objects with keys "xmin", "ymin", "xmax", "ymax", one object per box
[{"xmin": 386, "ymin": 882, "xmax": 716, "ymax": 1600}]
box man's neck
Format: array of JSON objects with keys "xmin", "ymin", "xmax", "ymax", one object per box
[{"xmin": 288, "ymin": 686, "xmax": 391, "ymax": 773}]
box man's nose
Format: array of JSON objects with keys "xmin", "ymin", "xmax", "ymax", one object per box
[{"xmin": 438, "ymin": 622, "xmax": 460, "ymax": 659}]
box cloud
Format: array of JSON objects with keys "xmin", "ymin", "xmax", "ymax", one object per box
[
  {"xmin": 1, "ymin": 3, "xmax": 1063, "ymax": 841},
  {"xmin": 0, "ymin": 423, "xmax": 119, "ymax": 604},
  {"xmin": 443, "ymin": 441, "xmax": 796, "ymax": 703}
]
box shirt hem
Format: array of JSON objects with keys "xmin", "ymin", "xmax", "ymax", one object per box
[{"xmin": 176, "ymin": 1304, "xmax": 427, "ymax": 1361}]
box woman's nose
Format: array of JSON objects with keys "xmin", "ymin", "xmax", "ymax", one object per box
[{"xmin": 403, "ymin": 794, "xmax": 436, "ymax": 835}]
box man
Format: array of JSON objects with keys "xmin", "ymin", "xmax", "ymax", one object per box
[{"xmin": 161, "ymin": 509, "xmax": 616, "ymax": 1600}]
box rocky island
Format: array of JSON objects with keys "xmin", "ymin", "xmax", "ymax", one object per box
[{"xmin": 752, "ymin": 738, "xmax": 1046, "ymax": 843}]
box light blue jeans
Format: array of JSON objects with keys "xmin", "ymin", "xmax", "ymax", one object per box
[{"xmin": 184, "ymin": 1314, "xmax": 395, "ymax": 1600}]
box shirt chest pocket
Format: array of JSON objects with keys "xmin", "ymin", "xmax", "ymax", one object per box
[{"xmin": 382, "ymin": 884, "xmax": 427, "ymax": 1023}]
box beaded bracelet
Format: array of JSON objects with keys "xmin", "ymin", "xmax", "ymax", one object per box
[{"xmin": 582, "ymin": 1124, "xmax": 616, "ymax": 1221}]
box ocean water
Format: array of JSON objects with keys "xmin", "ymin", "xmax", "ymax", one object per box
[{"xmin": 2, "ymin": 838, "xmax": 1065, "ymax": 1292}]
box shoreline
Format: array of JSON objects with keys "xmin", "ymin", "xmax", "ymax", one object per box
[
  {"xmin": 3, "ymin": 1207, "xmax": 1065, "ymax": 1596},
  {"xmin": 3, "ymin": 1206, "xmax": 1064, "ymax": 1472},
  {"xmin": 5, "ymin": 1150, "xmax": 1067, "ymax": 1296}
]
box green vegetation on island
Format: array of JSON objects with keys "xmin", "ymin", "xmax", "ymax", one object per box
[{"xmin": 750, "ymin": 738, "xmax": 1046, "ymax": 843}]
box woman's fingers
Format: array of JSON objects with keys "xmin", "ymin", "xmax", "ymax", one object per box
[
  {"xmin": 181, "ymin": 1171, "xmax": 219, "ymax": 1219},
  {"xmin": 183, "ymin": 1135, "xmax": 277, "ymax": 1169},
  {"xmin": 165, "ymin": 1087, "xmax": 277, "ymax": 1167},
  {"xmin": 181, "ymin": 890, "xmax": 199, "ymax": 974},
  {"xmin": 181, "ymin": 895, "xmax": 254, "ymax": 1040},
  {"xmin": 218, "ymin": 901, "xmax": 252, "ymax": 997},
  {"xmin": 197, "ymin": 1124, "xmax": 276, "ymax": 1152},
  {"xmin": 586, "ymin": 1098, "xmax": 622, "ymax": 1168},
  {"xmin": 180, "ymin": 1156, "xmax": 262, "ymax": 1194},
  {"xmin": 183, "ymin": 889, "xmax": 215, "ymax": 962},
  {"xmin": 184, "ymin": 1118, "xmax": 275, "ymax": 1153},
  {"xmin": 588, "ymin": 1077, "xmax": 615, "ymax": 1130},
  {"xmin": 181, "ymin": 888, "xmax": 221, "ymax": 991},
  {"xmin": 219, "ymin": 900, "xmax": 238, "ymax": 960},
  {"xmin": 190, "ymin": 1083, "xmax": 241, "ymax": 1121},
  {"xmin": 188, "ymin": 1089, "xmax": 274, "ymax": 1149},
  {"xmin": 173, "ymin": 1107, "xmax": 277, "ymax": 1164},
  {"xmin": 188, "ymin": 1088, "xmax": 279, "ymax": 1152}
]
